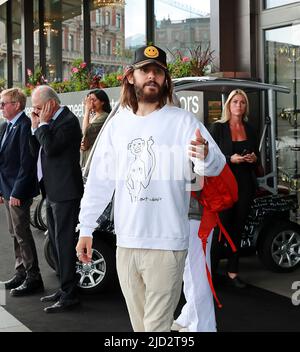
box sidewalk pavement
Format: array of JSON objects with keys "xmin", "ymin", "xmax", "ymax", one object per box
[{"xmin": 0, "ymin": 306, "xmax": 30, "ymax": 332}]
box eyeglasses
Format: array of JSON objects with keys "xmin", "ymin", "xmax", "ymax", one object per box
[{"xmin": 0, "ymin": 101, "xmax": 16, "ymax": 108}]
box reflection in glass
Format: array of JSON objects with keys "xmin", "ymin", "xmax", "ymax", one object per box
[
  {"xmin": 43, "ymin": 0, "xmax": 82, "ymax": 82},
  {"xmin": 90, "ymin": 0, "xmax": 128, "ymax": 76},
  {"xmin": 265, "ymin": 25, "xmax": 300, "ymax": 188},
  {"xmin": 154, "ymin": 0, "xmax": 210, "ymax": 65},
  {"xmin": 0, "ymin": 3, "xmax": 7, "ymax": 89},
  {"xmin": 124, "ymin": 0, "xmax": 146, "ymax": 50},
  {"xmin": 33, "ymin": 0, "xmax": 40, "ymax": 72},
  {"xmin": 264, "ymin": 0, "xmax": 299, "ymax": 9},
  {"xmin": 12, "ymin": 0, "xmax": 22, "ymax": 86}
]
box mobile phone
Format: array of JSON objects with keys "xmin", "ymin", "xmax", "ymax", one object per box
[{"xmin": 241, "ymin": 149, "xmax": 250, "ymax": 156}]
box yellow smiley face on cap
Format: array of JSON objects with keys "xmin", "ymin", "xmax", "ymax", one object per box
[{"xmin": 144, "ymin": 46, "xmax": 159, "ymax": 58}]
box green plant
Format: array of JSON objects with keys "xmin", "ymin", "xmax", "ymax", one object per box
[
  {"xmin": 70, "ymin": 59, "xmax": 104, "ymax": 91},
  {"xmin": 101, "ymin": 71, "xmax": 123, "ymax": 88},
  {"xmin": 167, "ymin": 44, "xmax": 215, "ymax": 78},
  {"xmin": 24, "ymin": 66, "xmax": 48, "ymax": 96},
  {"xmin": 70, "ymin": 59, "xmax": 90, "ymax": 91},
  {"xmin": 0, "ymin": 78, "xmax": 6, "ymax": 92},
  {"xmin": 49, "ymin": 80, "xmax": 74, "ymax": 94},
  {"xmin": 23, "ymin": 60, "xmax": 123, "ymax": 95}
]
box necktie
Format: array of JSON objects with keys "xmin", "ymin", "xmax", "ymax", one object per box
[{"xmin": 0, "ymin": 122, "xmax": 12, "ymax": 148}]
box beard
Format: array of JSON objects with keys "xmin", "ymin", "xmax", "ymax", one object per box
[{"xmin": 133, "ymin": 79, "xmax": 165, "ymax": 104}]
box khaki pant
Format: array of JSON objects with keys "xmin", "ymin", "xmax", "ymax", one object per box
[{"xmin": 116, "ymin": 247, "xmax": 187, "ymax": 332}]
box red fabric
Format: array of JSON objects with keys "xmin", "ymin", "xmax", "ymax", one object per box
[{"xmin": 191, "ymin": 164, "xmax": 238, "ymax": 308}]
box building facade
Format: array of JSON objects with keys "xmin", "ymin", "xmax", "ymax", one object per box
[{"xmin": 0, "ymin": 0, "xmax": 127, "ymax": 86}]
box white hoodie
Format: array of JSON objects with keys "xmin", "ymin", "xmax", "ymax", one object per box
[{"xmin": 78, "ymin": 105, "xmax": 225, "ymax": 250}]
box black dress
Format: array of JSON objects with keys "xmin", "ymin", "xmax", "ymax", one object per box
[{"xmin": 210, "ymin": 122, "xmax": 258, "ymax": 274}]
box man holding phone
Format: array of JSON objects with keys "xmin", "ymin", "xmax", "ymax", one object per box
[{"xmin": 30, "ymin": 85, "xmax": 83, "ymax": 313}]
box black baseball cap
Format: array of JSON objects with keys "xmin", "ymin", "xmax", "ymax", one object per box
[{"xmin": 132, "ymin": 45, "xmax": 167, "ymax": 70}]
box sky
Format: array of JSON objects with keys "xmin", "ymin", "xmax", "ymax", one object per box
[{"xmin": 125, "ymin": 0, "xmax": 210, "ymax": 38}]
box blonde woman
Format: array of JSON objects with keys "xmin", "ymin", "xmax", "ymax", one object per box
[{"xmin": 210, "ymin": 89, "xmax": 259, "ymax": 288}]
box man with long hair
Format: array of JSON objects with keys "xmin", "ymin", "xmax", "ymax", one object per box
[{"xmin": 76, "ymin": 45, "xmax": 225, "ymax": 332}]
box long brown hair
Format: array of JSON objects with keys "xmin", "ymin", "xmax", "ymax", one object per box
[{"xmin": 119, "ymin": 66, "xmax": 174, "ymax": 113}]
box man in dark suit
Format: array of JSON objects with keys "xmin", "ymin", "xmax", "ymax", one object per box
[
  {"xmin": 0, "ymin": 88, "xmax": 43, "ymax": 296},
  {"xmin": 29, "ymin": 85, "xmax": 84, "ymax": 313}
]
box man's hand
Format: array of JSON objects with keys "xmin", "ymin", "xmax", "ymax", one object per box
[
  {"xmin": 0, "ymin": 196, "xmax": 4, "ymax": 204},
  {"xmin": 9, "ymin": 197, "xmax": 21, "ymax": 207},
  {"xmin": 76, "ymin": 237, "xmax": 93, "ymax": 264},
  {"xmin": 39, "ymin": 100, "xmax": 56, "ymax": 124},
  {"xmin": 189, "ymin": 128, "xmax": 209, "ymax": 160}
]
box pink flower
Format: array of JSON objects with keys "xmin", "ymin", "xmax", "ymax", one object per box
[
  {"xmin": 182, "ymin": 56, "xmax": 190, "ymax": 62},
  {"xmin": 71, "ymin": 67, "xmax": 79, "ymax": 73},
  {"xmin": 117, "ymin": 75, "xmax": 123, "ymax": 81},
  {"xmin": 80, "ymin": 62, "xmax": 87, "ymax": 69},
  {"xmin": 27, "ymin": 69, "xmax": 32, "ymax": 76}
]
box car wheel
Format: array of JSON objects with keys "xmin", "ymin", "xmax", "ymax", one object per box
[
  {"xmin": 30, "ymin": 199, "xmax": 39, "ymax": 228},
  {"xmin": 37, "ymin": 197, "xmax": 47, "ymax": 231},
  {"xmin": 43, "ymin": 232, "xmax": 57, "ymax": 272},
  {"xmin": 258, "ymin": 220, "xmax": 300, "ymax": 272},
  {"xmin": 44, "ymin": 232, "xmax": 117, "ymax": 294},
  {"xmin": 76, "ymin": 236, "xmax": 117, "ymax": 294}
]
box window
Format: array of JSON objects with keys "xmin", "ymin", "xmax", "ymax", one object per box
[
  {"xmin": 105, "ymin": 11, "xmax": 110, "ymax": 26},
  {"xmin": 264, "ymin": 0, "xmax": 299, "ymax": 9},
  {"xmin": 44, "ymin": 0, "xmax": 83, "ymax": 82},
  {"xmin": 154, "ymin": 0, "xmax": 210, "ymax": 55},
  {"xmin": 265, "ymin": 24, "xmax": 300, "ymax": 187},
  {"xmin": 96, "ymin": 9, "xmax": 101, "ymax": 25},
  {"xmin": 0, "ymin": 2, "xmax": 7, "ymax": 84},
  {"xmin": 33, "ymin": 0, "xmax": 40, "ymax": 70},
  {"xmin": 106, "ymin": 40, "xmax": 111, "ymax": 55},
  {"xmin": 68, "ymin": 34, "xmax": 74, "ymax": 52},
  {"xmin": 90, "ymin": 0, "xmax": 143, "ymax": 74},
  {"xmin": 116, "ymin": 13, "xmax": 121, "ymax": 29},
  {"xmin": 12, "ymin": 0, "xmax": 22, "ymax": 86},
  {"xmin": 116, "ymin": 41, "xmax": 121, "ymax": 55}
]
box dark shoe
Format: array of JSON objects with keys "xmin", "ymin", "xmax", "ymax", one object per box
[
  {"xmin": 227, "ymin": 275, "xmax": 247, "ymax": 289},
  {"xmin": 2, "ymin": 275, "xmax": 26, "ymax": 290},
  {"xmin": 40, "ymin": 291, "xmax": 62, "ymax": 303},
  {"xmin": 44, "ymin": 298, "xmax": 80, "ymax": 313},
  {"xmin": 10, "ymin": 276, "xmax": 44, "ymax": 296}
]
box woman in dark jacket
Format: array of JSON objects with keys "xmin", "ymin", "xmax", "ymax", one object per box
[
  {"xmin": 80, "ymin": 89, "xmax": 111, "ymax": 168},
  {"xmin": 210, "ymin": 89, "xmax": 259, "ymax": 288}
]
